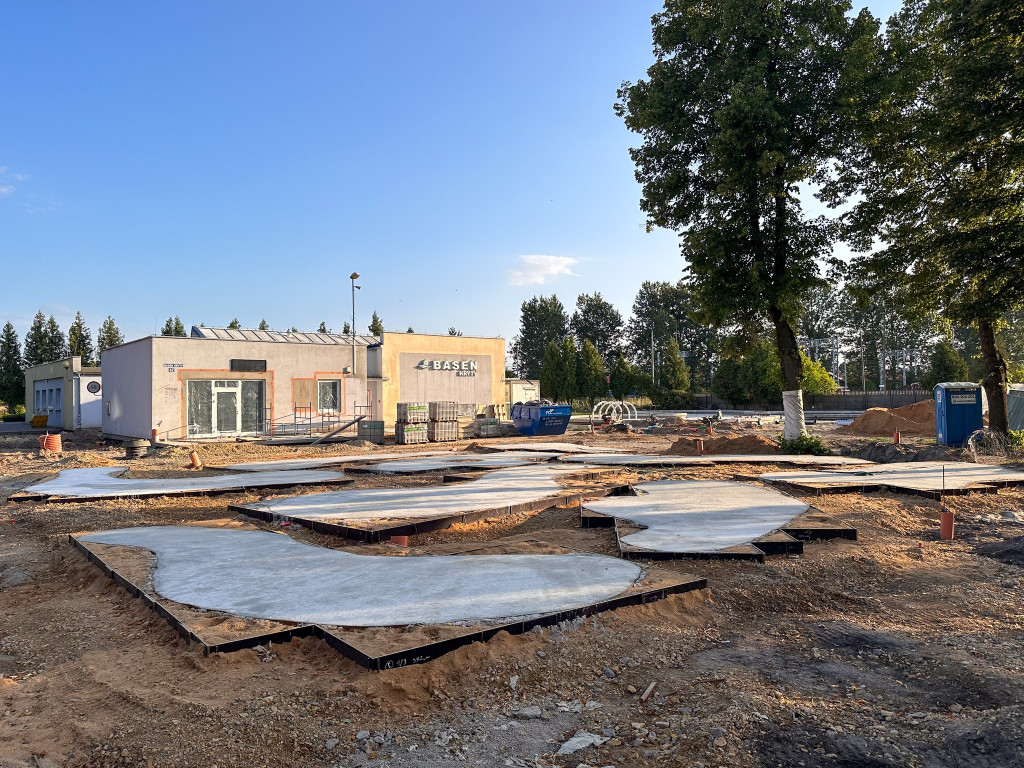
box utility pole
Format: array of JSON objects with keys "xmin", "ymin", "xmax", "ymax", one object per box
[
  {"xmin": 350, "ymin": 272, "xmax": 361, "ymax": 375},
  {"xmin": 651, "ymin": 329, "xmax": 655, "ymax": 383},
  {"xmin": 860, "ymin": 331, "xmax": 866, "ymax": 392}
]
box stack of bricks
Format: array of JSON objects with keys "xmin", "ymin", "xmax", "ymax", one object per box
[
  {"xmin": 428, "ymin": 401, "xmax": 459, "ymax": 442},
  {"xmin": 395, "ymin": 402, "xmax": 428, "ymax": 444}
]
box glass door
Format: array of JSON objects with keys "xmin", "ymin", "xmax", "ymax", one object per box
[{"xmin": 214, "ymin": 381, "xmax": 240, "ymax": 434}]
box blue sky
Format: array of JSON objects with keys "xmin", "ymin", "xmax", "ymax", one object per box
[{"xmin": 1, "ymin": 1, "xmax": 901, "ymax": 345}]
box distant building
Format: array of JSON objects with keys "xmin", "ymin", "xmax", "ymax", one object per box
[
  {"xmin": 24, "ymin": 357, "xmax": 103, "ymax": 430},
  {"xmin": 99, "ymin": 326, "xmax": 506, "ymax": 441}
]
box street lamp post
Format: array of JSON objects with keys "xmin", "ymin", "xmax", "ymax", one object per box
[{"xmin": 350, "ymin": 272, "xmax": 360, "ymax": 375}]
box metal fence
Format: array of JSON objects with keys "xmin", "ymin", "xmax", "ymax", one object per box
[{"xmin": 692, "ymin": 388, "xmax": 933, "ymax": 412}]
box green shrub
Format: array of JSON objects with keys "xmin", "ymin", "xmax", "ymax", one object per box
[{"xmin": 779, "ymin": 431, "xmax": 831, "ymax": 456}]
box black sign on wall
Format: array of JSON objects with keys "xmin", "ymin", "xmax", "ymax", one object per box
[{"xmin": 230, "ymin": 359, "xmax": 267, "ymax": 373}]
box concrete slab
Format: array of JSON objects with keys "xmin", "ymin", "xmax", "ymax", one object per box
[
  {"xmin": 22, "ymin": 466, "xmax": 348, "ymax": 499},
  {"xmin": 78, "ymin": 526, "xmax": 643, "ymax": 626},
  {"xmin": 484, "ymin": 443, "xmax": 624, "ymax": 454},
  {"xmin": 759, "ymin": 461, "xmax": 1024, "ymax": 496},
  {"xmin": 234, "ymin": 464, "xmax": 598, "ymax": 524},
  {"xmin": 218, "ymin": 451, "xmax": 444, "ymax": 472},
  {"xmin": 363, "ymin": 452, "xmax": 563, "ymax": 474},
  {"xmin": 583, "ymin": 480, "xmax": 810, "ymax": 554},
  {"xmin": 559, "ymin": 454, "xmax": 872, "ymax": 467}
]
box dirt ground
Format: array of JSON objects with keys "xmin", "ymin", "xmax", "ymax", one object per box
[{"xmin": 1, "ymin": 426, "xmax": 1023, "ymax": 767}]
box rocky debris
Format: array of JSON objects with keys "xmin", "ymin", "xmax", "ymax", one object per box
[
  {"xmin": 556, "ymin": 730, "xmax": 607, "ymax": 755},
  {"xmin": 514, "ymin": 706, "xmax": 542, "ymax": 720}
]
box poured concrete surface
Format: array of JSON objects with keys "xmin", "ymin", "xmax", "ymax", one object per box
[
  {"xmin": 236, "ymin": 464, "xmax": 595, "ymax": 523},
  {"xmin": 485, "ymin": 443, "xmax": 623, "ymax": 454},
  {"xmin": 559, "ymin": 454, "xmax": 872, "ymax": 467},
  {"xmin": 79, "ymin": 526, "xmax": 643, "ymax": 626},
  {"xmin": 25, "ymin": 466, "xmax": 346, "ymax": 498},
  {"xmin": 759, "ymin": 461, "xmax": 1024, "ymax": 493},
  {"xmin": 220, "ymin": 451, "xmax": 443, "ymax": 472},
  {"xmin": 365, "ymin": 452, "xmax": 562, "ymax": 474},
  {"xmin": 583, "ymin": 480, "xmax": 810, "ymax": 553}
]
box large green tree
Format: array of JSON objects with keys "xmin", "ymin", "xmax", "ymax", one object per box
[
  {"xmin": 23, "ymin": 311, "xmax": 48, "ymax": 367},
  {"xmin": 368, "ymin": 312, "xmax": 384, "ymax": 335},
  {"xmin": 838, "ymin": 0, "xmax": 1024, "ymax": 432},
  {"xmin": 569, "ymin": 293, "xmax": 623, "ymax": 367},
  {"xmin": 576, "ymin": 340, "xmax": 607, "ymax": 406},
  {"xmin": 97, "ymin": 316, "xmax": 124, "ymax": 353},
  {"xmin": 539, "ymin": 340, "xmax": 563, "ymax": 402},
  {"xmin": 617, "ymin": 0, "xmax": 878, "ymax": 436},
  {"xmin": 0, "ymin": 322, "xmax": 24, "ymax": 407},
  {"xmin": 68, "ymin": 312, "xmax": 96, "ymax": 364},
  {"xmin": 511, "ymin": 295, "xmax": 569, "ymax": 379},
  {"xmin": 161, "ymin": 316, "xmax": 186, "ymax": 337},
  {"xmin": 44, "ymin": 316, "xmax": 68, "ymax": 362}
]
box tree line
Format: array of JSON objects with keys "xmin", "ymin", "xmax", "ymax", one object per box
[
  {"xmin": 0, "ymin": 312, "xmax": 125, "ymax": 408},
  {"xmin": 513, "ymin": 0, "xmax": 1021, "ymax": 433}
]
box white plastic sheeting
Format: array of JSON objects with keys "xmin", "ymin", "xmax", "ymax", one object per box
[
  {"xmin": 79, "ymin": 526, "xmax": 643, "ymax": 626},
  {"xmin": 583, "ymin": 480, "xmax": 810, "ymax": 553},
  {"xmin": 365, "ymin": 452, "xmax": 562, "ymax": 474},
  {"xmin": 557, "ymin": 454, "xmax": 871, "ymax": 467},
  {"xmin": 782, "ymin": 389, "xmax": 805, "ymax": 440},
  {"xmin": 221, "ymin": 452, "xmax": 443, "ymax": 472}
]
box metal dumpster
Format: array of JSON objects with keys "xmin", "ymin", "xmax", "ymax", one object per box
[{"xmin": 511, "ymin": 402, "xmax": 572, "ymax": 437}]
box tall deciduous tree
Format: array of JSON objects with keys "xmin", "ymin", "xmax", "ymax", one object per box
[
  {"xmin": 837, "ymin": 0, "xmax": 1024, "ymax": 432},
  {"xmin": 511, "ymin": 296, "xmax": 569, "ymax": 379},
  {"xmin": 617, "ymin": 0, "xmax": 879, "ymax": 436},
  {"xmin": 68, "ymin": 312, "xmax": 96, "ymax": 364},
  {"xmin": 0, "ymin": 322, "xmax": 24, "ymax": 407},
  {"xmin": 97, "ymin": 316, "xmax": 124, "ymax": 352},
  {"xmin": 368, "ymin": 312, "xmax": 384, "ymax": 335},
  {"xmin": 569, "ymin": 293, "xmax": 623, "ymax": 367},
  {"xmin": 161, "ymin": 316, "xmax": 186, "ymax": 337}
]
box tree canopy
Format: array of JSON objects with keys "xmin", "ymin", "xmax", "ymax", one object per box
[
  {"xmin": 511, "ymin": 296, "xmax": 569, "ymax": 379},
  {"xmin": 569, "ymin": 293, "xmax": 622, "ymax": 367},
  {"xmin": 0, "ymin": 322, "xmax": 24, "ymax": 407},
  {"xmin": 161, "ymin": 316, "xmax": 186, "ymax": 337},
  {"xmin": 97, "ymin": 316, "xmax": 124, "ymax": 352}
]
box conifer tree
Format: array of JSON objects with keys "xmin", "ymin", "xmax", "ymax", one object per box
[
  {"xmin": 97, "ymin": 316, "xmax": 124, "ymax": 352},
  {"xmin": 576, "ymin": 340, "xmax": 607, "ymax": 406},
  {"xmin": 227, "ymin": 318, "xmax": 241, "ymax": 329},
  {"xmin": 160, "ymin": 316, "xmax": 186, "ymax": 337},
  {"xmin": 0, "ymin": 322, "xmax": 24, "ymax": 407},
  {"xmin": 68, "ymin": 312, "xmax": 95, "ymax": 364},
  {"xmin": 44, "ymin": 315, "xmax": 68, "ymax": 362},
  {"xmin": 23, "ymin": 311, "xmax": 48, "ymax": 367},
  {"xmin": 258, "ymin": 319, "xmax": 269, "ymax": 330},
  {"xmin": 317, "ymin": 322, "xmax": 329, "ymax": 333},
  {"xmin": 368, "ymin": 312, "xmax": 384, "ymax": 335}
]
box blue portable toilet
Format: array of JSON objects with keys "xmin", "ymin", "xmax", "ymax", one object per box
[{"xmin": 934, "ymin": 382, "xmax": 983, "ymax": 446}]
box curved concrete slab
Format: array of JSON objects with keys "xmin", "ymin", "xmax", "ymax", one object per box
[
  {"xmin": 484, "ymin": 443, "xmax": 624, "ymax": 454},
  {"xmin": 25, "ymin": 467, "xmax": 347, "ymax": 498},
  {"xmin": 365, "ymin": 452, "xmax": 562, "ymax": 474},
  {"xmin": 235, "ymin": 464, "xmax": 596, "ymax": 523},
  {"xmin": 79, "ymin": 526, "xmax": 643, "ymax": 626},
  {"xmin": 220, "ymin": 452, "xmax": 443, "ymax": 472},
  {"xmin": 559, "ymin": 454, "xmax": 872, "ymax": 467},
  {"xmin": 759, "ymin": 461, "xmax": 1024, "ymax": 493},
  {"xmin": 583, "ymin": 480, "xmax": 809, "ymax": 553}
]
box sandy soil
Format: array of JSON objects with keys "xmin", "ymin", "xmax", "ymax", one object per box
[{"xmin": 1, "ymin": 428, "xmax": 1023, "ymax": 767}]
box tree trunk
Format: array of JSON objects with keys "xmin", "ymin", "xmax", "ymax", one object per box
[
  {"xmin": 978, "ymin": 318, "xmax": 1009, "ymax": 434},
  {"xmin": 769, "ymin": 307, "xmax": 803, "ymax": 390},
  {"xmin": 769, "ymin": 306, "xmax": 805, "ymax": 439}
]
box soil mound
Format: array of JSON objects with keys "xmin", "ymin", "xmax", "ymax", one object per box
[
  {"xmin": 662, "ymin": 433, "xmax": 780, "ymax": 456},
  {"xmin": 837, "ymin": 400, "xmax": 935, "ymax": 437}
]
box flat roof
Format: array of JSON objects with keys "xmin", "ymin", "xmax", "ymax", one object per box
[{"xmin": 190, "ymin": 326, "xmax": 380, "ymax": 346}]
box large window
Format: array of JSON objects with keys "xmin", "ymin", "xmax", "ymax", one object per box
[
  {"xmin": 318, "ymin": 380, "xmax": 340, "ymax": 413},
  {"xmin": 187, "ymin": 379, "xmax": 265, "ymax": 436}
]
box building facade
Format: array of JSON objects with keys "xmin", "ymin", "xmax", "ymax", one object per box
[
  {"xmin": 99, "ymin": 327, "xmax": 505, "ymax": 441},
  {"xmin": 24, "ymin": 357, "xmax": 103, "ymax": 431}
]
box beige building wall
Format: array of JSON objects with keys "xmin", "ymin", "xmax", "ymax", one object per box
[
  {"xmin": 24, "ymin": 357, "xmax": 100, "ymax": 431},
  {"xmin": 378, "ymin": 332, "xmax": 505, "ymax": 425}
]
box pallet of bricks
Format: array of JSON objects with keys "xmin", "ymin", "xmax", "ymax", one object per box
[
  {"xmin": 427, "ymin": 401, "xmax": 458, "ymax": 442},
  {"xmin": 395, "ymin": 402, "xmax": 428, "ymax": 445}
]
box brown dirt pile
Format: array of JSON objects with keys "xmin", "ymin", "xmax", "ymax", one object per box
[
  {"xmin": 838, "ymin": 399, "xmax": 935, "ymax": 437},
  {"xmin": 662, "ymin": 432, "xmax": 780, "ymax": 456}
]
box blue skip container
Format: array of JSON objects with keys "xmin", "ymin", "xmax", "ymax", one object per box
[
  {"xmin": 934, "ymin": 382, "xmax": 983, "ymax": 446},
  {"xmin": 511, "ymin": 402, "xmax": 572, "ymax": 437}
]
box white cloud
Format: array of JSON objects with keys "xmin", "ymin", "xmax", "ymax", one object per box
[
  {"xmin": 0, "ymin": 166, "xmax": 27, "ymax": 196},
  {"xmin": 505, "ymin": 254, "xmax": 580, "ymax": 286},
  {"xmin": 0, "ymin": 185, "xmax": 13, "ymax": 196}
]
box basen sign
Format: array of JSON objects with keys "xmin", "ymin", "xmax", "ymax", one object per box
[{"xmin": 416, "ymin": 360, "xmax": 478, "ymax": 377}]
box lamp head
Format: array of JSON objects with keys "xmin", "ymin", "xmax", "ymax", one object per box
[{"xmin": 350, "ymin": 272, "xmax": 360, "ymax": 280}]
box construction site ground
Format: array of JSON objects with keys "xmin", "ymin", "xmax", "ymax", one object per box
[{"xmin": 1, "ymin": 424, "xmax": 1022, "ymax": 768}]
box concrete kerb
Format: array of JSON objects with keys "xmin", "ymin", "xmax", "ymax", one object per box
[{"xmin": 69, "ymin": 534, "xmax": 706, "ymax": 670}]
